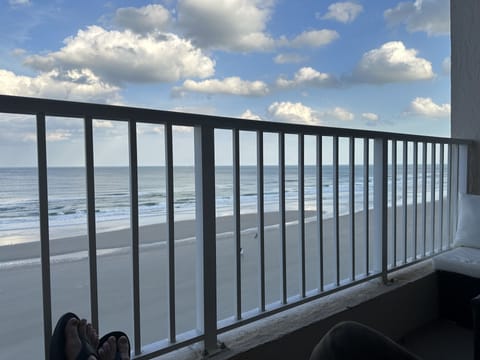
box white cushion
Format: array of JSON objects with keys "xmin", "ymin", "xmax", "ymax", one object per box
[
  {"xmin": 433, "ymin": 247, "xmax": 480, "ymax": 278},
  {"xmin": 454, "ymin": 193, "xmax": 480, "ymax": 248}
]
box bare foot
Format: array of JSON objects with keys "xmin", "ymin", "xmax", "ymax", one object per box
[
  {"xmin": 65, "ymin": 317, "xmax": 98, "ymax": 360},
  {"xmin": 64, "ymin": 317, "xmax": 82, "ymax": 360},
  {"xmin": 98, "ymin": 336, "xmax": 116, "ymax": 360},
  {"xmin": 118, "ymin": 336, "xmax": 130, "ymax": 360}
]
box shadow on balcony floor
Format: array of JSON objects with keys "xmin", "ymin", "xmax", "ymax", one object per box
[{"xmin": 402, "ymin": 319, "xmax": 473, "ymax": 360}]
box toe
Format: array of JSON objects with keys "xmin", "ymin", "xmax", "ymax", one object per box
[
  {"xmin": 78, "ymin": 319, "xmax": 88, "ymax": 339},
  {"xmin": 65, "ymin": 318, "xmax": 79, "ymax": 339},
  {"xmin": 86, "ymin": 323, "xmax": 99, "ymax": 348},
  {"xmin": 118, "ymin": 336, "xmax": 130, "ymax": 360}
]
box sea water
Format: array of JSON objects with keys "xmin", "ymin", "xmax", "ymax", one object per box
[{"xmin": 0, "ymin": 165, "xmax": 442, "ymax": 246}]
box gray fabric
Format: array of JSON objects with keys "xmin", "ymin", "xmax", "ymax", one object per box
[{"xmin": 309, "ymin": 321, "xmax": 421, "ymax": 360}]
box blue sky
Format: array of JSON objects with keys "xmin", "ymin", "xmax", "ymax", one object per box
[{"xmin": 0, "ymin": 0, "xmax": 451, "ymax": 166}]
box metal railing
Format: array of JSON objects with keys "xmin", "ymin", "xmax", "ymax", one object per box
[{"xmin": 0, "ymin": 95, "xmax": 469, "ymax": 359}]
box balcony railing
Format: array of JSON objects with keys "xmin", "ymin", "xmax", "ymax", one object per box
[{"xmin": 0, "ymin": 95, "xmax": 470, "ymax": 359}]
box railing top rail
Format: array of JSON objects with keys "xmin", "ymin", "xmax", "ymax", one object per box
[{"xmin": 0, "ymin": 94, "xmax": 470, "ymax": 145}]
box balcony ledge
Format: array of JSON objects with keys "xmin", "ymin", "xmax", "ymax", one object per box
[{"xmin": 157, "ymin": 260, "xmax": 437, "ymax": 360}]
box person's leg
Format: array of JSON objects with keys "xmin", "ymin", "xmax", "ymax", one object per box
[{"xmin": 309, "ymin": 321, "xmax": 421, "ymax": 360}]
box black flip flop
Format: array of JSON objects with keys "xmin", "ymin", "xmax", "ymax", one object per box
[
  {"xmin": 98, "ymin": 331, "xmax": 131, "ymax": 360},
  {"xmin": 49, "ymin": 312, "xmax": 98, "ymax": 360}
]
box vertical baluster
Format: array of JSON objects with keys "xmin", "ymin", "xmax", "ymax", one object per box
[
  {"xmin": 233, "ymin": 129, "xmax": 242, "ymax": 319},
  {"xmin": 37, "ymin": 113, "xmax": 52, "ymax": 360},
  {"xmin": 298, "ymin": 134, "xmax": 306, "ymax": 297},
  {"xmin": 455, "ymin": 144, "xmax": 468, "ymax": 244},
  {"xmin": 128, "ymin": 120, "xmax": 141, "ymax": 355},
  {"xmin": 447, "ymin": 144, "xmax": 453, "ymax": 249},
  {"xmin": 412, "ymin": 142, "xmax": 418, "ymax": 259},
  {"xmin": 316, "ymin": 135, "xmax": 324, "ymax": 291},
  {"xmin": 279, "ymin": 132, "xmax": 287, "ymax": 304},
  {"xmin": 439, "ymin": 144, "xmax": 445, "ymax": 250},
  {"xmin": 451, "ymin": 145, "xmax": 460, "ymax": 239},
  {"xmin": 84, "ymin": 116, "xmax": 98, "ymax": 330},
  {"xmin": 430, "ymin": 144, "xmax": 436, "ymax": 254},
  {"xmin": 349, "ymin": 137, "xmax": 355, "ymax": 280},
  {"xmin": 333, "ymin": 136, "xmax": 340, "ymax": 286},
  {"xmin": 392, "ymin": 140, "xmax": 397, "ymax": 267},
  {"xmin": 165, "ymin": 123, "xmax": 176, "ymax": 342},
  {"xmin": 364, "ymin": 139, "xmax": 370, "ymax": 276},
  {"xmin": 403, "ymin": 141, "xmax": 408, "ymax": 263},
  {"xmin": 422, "ymin": 143, "xmax": 427, "ymax": 257},
  {"xmin": 257, "ymin": 131, "xmax": 265, "ymax": 311},
  {"xmin": 458, "ymin": 144, "xmax": 468, "ymax": 195}
]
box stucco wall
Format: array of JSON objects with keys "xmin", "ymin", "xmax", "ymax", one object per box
[{"xmin": 451, "ymin": 0, "xmax": 480, "ymax": 194}]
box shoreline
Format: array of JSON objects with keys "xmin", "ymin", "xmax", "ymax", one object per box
[
  {"xmin": 0, "ymin": 194, "xmax": 445, "ymax": 269},
  {"xmin": 0, "ymin": 196, "xmax": 447, "ymax": 265},
  {"xmin": 0, "ymin": 210, "xmax": 316, "ymax": 263}
]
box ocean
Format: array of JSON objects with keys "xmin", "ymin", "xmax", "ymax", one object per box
[{"xmin": 0, "ymin": 165, "xmax": 443, "ymax": 246}]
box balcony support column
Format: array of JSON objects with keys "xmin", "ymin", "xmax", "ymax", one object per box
[
  {"xmin": 451, "ymin": 0, "xmax": 480, "ymax": 194},
  {"xmin": 373, "ymin": 138, "xmax": 388, "ymax": 284},
  {"xmin": 194, "ymin": 125, "xmax": 219, "ymax": 355}
]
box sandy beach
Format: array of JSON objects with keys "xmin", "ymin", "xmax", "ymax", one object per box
[{"xmin": 0, "ymin": 202, "xmax": 446, "ymax": 358}]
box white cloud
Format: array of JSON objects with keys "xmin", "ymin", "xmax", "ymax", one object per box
[
  {"xmin": 177, "ymin": 0, "xmax": 275, "ymax": 51},
  {"xmin": 0, "ymin": 68, "xmax": 121, "ymax": 103},
  {"xmin": 442, "ymin": 56, "xmax": 451, "ymax": 75},
  {"xmin": 9, "ymin": 0, "xmax": 30, "ymax": 6},
  {"xmin": 46, "ymin": 130, "xmax": 72, "ymax": 142},
  {"xmin": 268, "ymin": 101, "xmax": 320, "ymax": 125},
  {"xmin": 114, "ymin": 4, "xmax": 171, "ymax": 34},
  {"xmin": 288, "ymin": 29, "xmax": 339, "ymax": 48},
  {"xmin": 94, "ymin": 120, "xmax": 114, "ymax": 128},
  {"xmin": 320, "ymin": 2, "xmax": 363, "ymax": 23},
  {"xmin": 177, "ymin": 1, "xmax": 337, "ymax": 52},
  {"xmin": 351, "ymin": 41, "xmax": 434, "ymax": 83},
  {"xmin": 384, "ymin": 0, "xmax": 449, "ymax": 36},
  {"xmin": 324, "ymin": 107, "xmax": 354, "ymax": 121},
  {"xmin": 274, "ymin": 53, "xmax": 307, "ymax": 64},
  {"xmin": 408, "ymin": 97, "xmax": 450, "ymax": 117},
  {"xmin": 361, "ymin": 112, "xmax": 379, "ymax": 121},
  {"xmin": 241, "ymin": 109, "xmax": 262, "ymax": 120},
  {"xmin": 173, "ymin": 77, "xmax": 269, "ymax": 96},
  {"xmin": 276, "ymin": 67, "xmax": 338, "ymax": 88},
  {"xmin": 24, "ymin": 25, "xmax": 215, "ymax": 84}
]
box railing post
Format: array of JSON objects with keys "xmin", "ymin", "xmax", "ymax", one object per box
[
  {"xmin": 459, "ymin": 144, "xmax": 468, "ymax": 194},
  {"xmin": 374, "ymin": 138, "xmax": 388, "ymax": 284},
  {"xmin": 128, "ymin": 120, "xmax": 141, "ymax": 356},
  {"xmin": 194, "ymin": 125, "xmax": 218, "ymax": 355},
  {"xmin": 84, "ymin": 116, "xmax": 99, "ymax": 331},
  {"xmin": 36, "ymin": 113, "xmax": 52, "ymax": 360}
]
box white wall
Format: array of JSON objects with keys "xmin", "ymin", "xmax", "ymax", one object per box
[{"xmin": 451, "ymin": 0, "xmax": 480, "ymax": 194}]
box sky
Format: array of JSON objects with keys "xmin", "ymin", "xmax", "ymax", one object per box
[{"xmin": 0, "ymin": 0, "xmax": 451, "ymax": 166}]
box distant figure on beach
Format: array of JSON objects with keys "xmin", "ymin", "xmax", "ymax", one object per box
[{"xmin": 50, "ymin": 312, "xmax": 130, "ymax": 360}]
